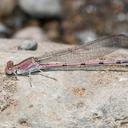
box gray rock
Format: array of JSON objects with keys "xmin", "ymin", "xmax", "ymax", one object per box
[
  {"xmin": 0, "ymin": 23, "xmax": 11, "ymax": 37},
  {"xmin": 18, "ymin": 40, "xmax": 38, "ymax": 50},
  {"xmin": 117, "ymin": 13, "xmax": 126, "ymax": 22},
  {"xmin": 13, "ymin": 26, "xmax": 47, "ymax": 42},
  {"xmin": 18, "ymin": 0, "xmax": 62, "ymax": 17},
  {"xmin": 76, "ymin": 30, "xmax": 97, "ymax": 43}
]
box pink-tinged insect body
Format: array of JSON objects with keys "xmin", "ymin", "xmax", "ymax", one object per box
[{"xmin": 5, "ymin": 57, "xmax": 43, "ymax": 76}]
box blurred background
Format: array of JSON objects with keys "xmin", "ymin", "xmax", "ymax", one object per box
[{"xmin": 0, "ymin": 0, "xmax": 128, "ymax": 45}]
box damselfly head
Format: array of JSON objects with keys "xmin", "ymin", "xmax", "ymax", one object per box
[{"xmin": 5, "ymin": 61, "xmax": 15, "ymax": 75}]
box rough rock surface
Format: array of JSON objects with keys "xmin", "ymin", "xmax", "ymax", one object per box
[{"xmin": 0, "ymin": 39, "xmax": 128, "ymax": 128}]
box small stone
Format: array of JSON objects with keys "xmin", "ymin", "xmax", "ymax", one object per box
[
  {"xmin": 62, "ymin": 32, "xmax": 80, "ymax": 44},
  {"xmin": 5, "ymin": 9, "xmax": 28, "ymax": 29},
  {"xmin": 117, "ymin": 13, "xmax": 126, "ymax": 22},
  {"xmin": 18, "ymin": 0, "xmax": 62, "ymax": 17},
  {"xmin": 44, "ymin": 21, "xmax": 60, "ymax": 41},
  {"xmin": 13, "ymin": 26, "xmax": 47, "ymax": 42},
  {"xmin": 85, "ymin": 5, "xmax": 97, "ymax": 14},
  {"xmin": 76, "ymin": 30, "xmax": 97, "ymax": 43},
  {"xmin": 18, "ymin": 40, "xmax": 38, "ymax": 50},
  {"xmin": 0, "ymin": 23, "xmax": 11, "ymax": 37}
]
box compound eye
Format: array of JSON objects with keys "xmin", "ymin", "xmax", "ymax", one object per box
[
  {"xmin": 8, "ymin": 67, "xmax": 12, "ymax": 70},
  {"xmin": 5, "ymin": 61, "xmax": 14, "ymax": 75},
  {"xmin": 7, "ymin": 61, "xmax": 14, "ymax": 68}
]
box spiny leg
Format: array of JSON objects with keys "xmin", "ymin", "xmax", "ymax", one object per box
[
  {"xmin": 13, "ymin": 71, "xmax": 19, "ymax": 80},
  {"xmin": 27, "ymin": 72, "xmax": 33, "ymax": 87}
]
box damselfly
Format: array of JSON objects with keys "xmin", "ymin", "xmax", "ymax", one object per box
[{"xmin": 5, "ymin": 34, "xmax": 128, "ymax": 76}]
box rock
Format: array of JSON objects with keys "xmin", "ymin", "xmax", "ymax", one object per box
[
  {"xmin": 18, "ymin": 0, "xmax": 62, "ymax": 17},
  {"xmin": 0, "ymin": 0, "xmax": 16, "ymax": 17},
  {"xmin": 18, "ymin": 40, "xmax": 38, "ymax": 50},
  {"xmin": 44, "ymin": 21, "xmax": 60, "ymax": 41},
  {"xmin": 0, "ymin": 39, "xmax": 128, "ymax": 127},
  {"xmin": 117, "ymin": 13, "xmax": 126, "ymax": 22},
  {"xmin": 0, "ymin": 23, "xmax": 11, "ymax": 37},
  {"xmin": 62, "ymin": 32, "xmax": 80, "ymax": 44},
  {"xmin": 13, "ymin": 26, "xmax": 47, "ymax": 42},
  {"xmin": 76, "ymin": 30, "xmax": 97, "ymax": 43},
  {"xmin": 5, "ymin": 9, "xmax": 28, "ymax": 29},
  {"xmin": 61, "ymin": 20, "xmax": 81, "ymax": 44}
]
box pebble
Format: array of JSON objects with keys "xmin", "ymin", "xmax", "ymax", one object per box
[
  {"xmin": 13, "ymin": 26, "xmax": 47, "ymax": 42},
  {"xmin": 44, "ymin": 21, "xmax": 60, "ymax": 41},
  {"xmin": 76, "ymin": 30, "xmax": 97, "ymax": 43},
  {"xmin": 18, "ymin": 0, "xmax": 62, "ymax": 17},
  {"xmin": 0, "ymin": 23, "xmax": 11, "ymax": 37},
  {"xmin": 5, "ymin": 9, "xmax": 28, "ymax": 29},
  {"xmin": 61, "ymin": 20, "xmax": 81, "ymax": 44},
  {"xmin": 18, "ymin": 40, "xmax": 38, "ymax": 50},
  {"xmin": 117, "ymin": 13, "xmax": 126, "ymax": 22},
  {"xmin": 62, "ymin": 32, "xmax": 80, "ymax": 44},
  {"xmin": 0, "ymin": 0, "xmax": 16, "ymax": 17}
]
